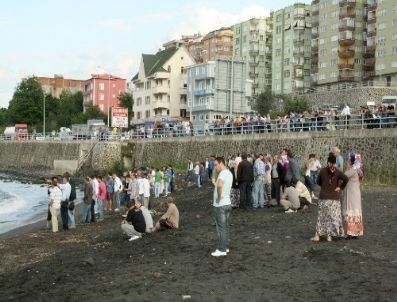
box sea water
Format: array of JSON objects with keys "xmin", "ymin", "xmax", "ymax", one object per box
[{"xmin": 0, "ymin": 179, "xmax": 48, "ymax": 235}]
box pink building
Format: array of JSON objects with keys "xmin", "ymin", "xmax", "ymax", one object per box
[{"xmin": 83, "ymin": 74, "xmax": 126, "ymax": 115}]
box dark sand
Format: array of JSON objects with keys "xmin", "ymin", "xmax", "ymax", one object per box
[{"xmin": 0, "ymin": 184, "xmax": 396, "ymax": 302}]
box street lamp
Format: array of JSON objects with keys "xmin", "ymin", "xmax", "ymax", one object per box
[{"xmin": 43, "ymin": 92, "xmax": 46, "ymax": 136}]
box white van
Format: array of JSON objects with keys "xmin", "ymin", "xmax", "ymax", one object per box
[{"xmin": 382, "ymin": 96, "xmax": 397, "ymax": 109}]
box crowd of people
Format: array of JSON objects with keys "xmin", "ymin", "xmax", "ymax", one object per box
[
  {"xmin": 46, "ymin": 146, "xmax": 364, "ymax": 257},
  {"xmin": 46, "ymin": 167, "xmax": 180, "ymax": 242},
  {"xmin": 206, "ymin": 147, "xmax": 364, "ymax": 256}
]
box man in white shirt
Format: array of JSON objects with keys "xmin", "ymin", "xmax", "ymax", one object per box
[
  {"xmin": 341, "ymin": 104, "xmax": 351, "ymax": 129},
  {"xmin": 135, "ymin": 197, "xmax": 153, "ymax": 233},
  {"xmin": 211, "ymin": 156, "xmax": 233, "ymax": 257},
  {"xmin": 58, "ymin": 175, "xmax": 71, "ymax": 230},
  {"xmin": 91, "ymin": 175, "xmax": 99, "ymax": 222},
  {"xmin": 112, "ymin": 173, "xmax": 123, "ymax": 212}
]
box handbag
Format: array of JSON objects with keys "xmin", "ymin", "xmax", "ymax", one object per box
[{"xmin": 68, "ymin": 201, "xmax": 75, "ymax": 211}]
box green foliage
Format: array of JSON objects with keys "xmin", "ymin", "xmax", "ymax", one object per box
[
  {"xmin": 282, "ymin": 94, "xmax": 309, "ymax": 114},
  {"xmin": 7, "ymin": 77, "xmax": 44, "ymax": 130},
  {"xmin": 118, "ymin": 92, "xmax": 133, "ymax": 124},
  {"xmin": 253, "ymin": 90, "xmax": 275, "ymax": 115},
  {"xmin": 3, "ymin": 77, "xmax": 105, "ymax": 131}
]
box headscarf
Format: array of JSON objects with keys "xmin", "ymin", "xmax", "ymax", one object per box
[{"xmin": 348, "ymin": 151, "xmax": 364, "ymax": 181}]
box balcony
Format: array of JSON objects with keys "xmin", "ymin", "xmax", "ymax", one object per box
[
  {"xmin": 152, "ymin": 71, "xmax": 170, "ymax": 80},
  {"xmin": 338, "ymin": 63, "xmax": 354, "ymax": 70},
  {"xmin": 339, "ymin": 10, "xmax": 356, "ymax": 19},
  {"xmin": 312, "ymin": 9, "xmax": 319, "ymax": 16},
  {"xmin": 363, "ymin": 46, "xmax": 375, "ymax": 58},
  {"xmin": 339, "ymin": 36, "xmax": 355, "ymax": 46},
  {"xmin": 153, "ymin": 100, "xmax": 170, "ymax": 110},
  {"xmin": 367, "ymin": 16, "xmax": 376, "ymax": 25},
  {"xmin": 339, "ymin": 0, "xmax": 356, "ymax": 8},
  {"xmin": 249, "ymin": 60, "xmax": 257, "ymax": 66},
  {"xmin": 338, "ymin": 48, "xmax": 355, "ymax": 58},
  {"xmin": 339, "ymin": 23, "xmax": 355, "ymax": 32},
  {"xmin": 367, "ymin": 0, "xmax": 377, "ymax": 11},
  {"xmin": 312, "ymin": 0, "xmax": 319, "ymax": 4},
  {"xmin": 265, "ymin": 73, "xmax": 272, "ymax": 79},
  {"xmin": 367, "ymin": 30, "xmax": 376, "ymax": 38},
  {"xmin": 194, "ymin": 89, "xmax": 215, "ymax": 96},
  {"xmin": 180, "ymin": 87, "xmax": 187, "ymax": 95},
  {"xmin": 249, "ymin": 49, "xmax": 259, "ymax": 55},
  {"xmin": 293, "ymin": 48, "xmax": 305, "ymax": 55},
  {"xmin": 293, "ymin": 37, "xmax": 305, "ymax": 44},
  {"xmin": 312, "ymin": 45, "xmax": 319, "ymax": 53},
  {"xmin": 152, "ymin": 85, "xmax": 168, "ymax": 95}
]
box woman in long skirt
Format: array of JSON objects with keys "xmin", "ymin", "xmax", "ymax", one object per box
[
  {"xmin": 343, "ymin": 151, "xmax": 364, "ymax": 239},
  {"xmin": 311, "ymin": 153, "xmax": 349, "ymax": 242}
]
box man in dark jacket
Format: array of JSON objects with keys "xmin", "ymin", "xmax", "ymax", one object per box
[
  {"xmin": 237, "ymin": 153, "xmax": 254, "ymax": 209},
  {"xmin": 121, "ymin": 202, "xmax": 146, "ymax": 241}
]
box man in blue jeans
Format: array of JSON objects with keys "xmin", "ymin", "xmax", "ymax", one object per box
[{"xmin": 211, "ymin": 156, "xmax": 233, "ymax": 257}]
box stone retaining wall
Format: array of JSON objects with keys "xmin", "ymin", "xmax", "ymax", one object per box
[
  {"xmin": 300, "ymin": 87, "xmax": 397, "ymax": 109},
  {"xmin": 123, "ymin": 129, "xmax": 397, "ymax": 185}
]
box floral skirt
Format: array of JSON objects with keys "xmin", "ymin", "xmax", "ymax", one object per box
[
  {"xmin": 316, "ymin": 199, "xmax": 345, "ymax": 237},
  {"xmin": 344, "ymin": 211, "xmax": 364, "ymax": 236},
  {"xmin": 231, "ymin": 188, "xmax": 240, "ymax": 208}
]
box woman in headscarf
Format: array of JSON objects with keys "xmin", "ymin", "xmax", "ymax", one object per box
[
  {"xmin": 343, "ymin": 151, "xmax": 364, "ymax": 239},
  {"xmin": 311, "ymin": 153, "xmax": 349, "ymax": 242}
]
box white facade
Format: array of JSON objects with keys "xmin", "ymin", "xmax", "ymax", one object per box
[
  {"xmin": 187, "ymin": 58, "xmax": 252, "ymax": 129},
  {"xmin": 132, "ymin": 46, "xmax": 195, "ymax": 122}
]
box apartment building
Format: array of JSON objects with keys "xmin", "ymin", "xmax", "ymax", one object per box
[
  {"xmin": 37, "ymin": 75, "xmax": 84, "ymax": 98},
  {"xmin": 201, "ymin": 27, "xmax": 233, "ymax": 62},
  {"xmin": 368, "ymin": 0, "xmax": 397, "ymax": 87},
  {"xmin": 272, "ymin": 3, "xmax": 312, "ymax": 95},
  {"xmin": 83, "ymin": 74, "xmax": 126, "ymax": 114},
  {"xmin": 311, "ymin": 0, "xmax": 397, "ymax": 88},
  {"xmin": 163, "ymin": 34, "xmax": 203, "ymax": 63},
  {"xmin": 131, "ymin": 46, "xmax": 195, "ymax": 121},
  {"xmin": 233, "ymin": 17, "xmax": 273, "ymax": 95},
  {"xmin": 186, "ymin": 58, "xmax": 252, "ymax": 129}
]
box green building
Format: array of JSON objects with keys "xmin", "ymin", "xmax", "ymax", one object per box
[
  {"xmin": 271, "ymin": 3, "xmax": 312, "ymax": 95},
  {"xmin": 233, "ymin": 16, "xmax": 273, "ymax": 96}
]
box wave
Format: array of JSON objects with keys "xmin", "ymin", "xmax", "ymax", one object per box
[{"xmin": 0, "ymin": 190, "xmax": 27, "ymax": 216}]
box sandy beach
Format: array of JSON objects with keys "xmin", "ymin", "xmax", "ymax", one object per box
[{"xmin": 0, "ymin": 183, "xmax": 396, "ymax": 302}]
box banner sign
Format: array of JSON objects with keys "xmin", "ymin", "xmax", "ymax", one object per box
[{"xmin": 111, "ymin": 107, "xmax": 128, "ymax": 128}]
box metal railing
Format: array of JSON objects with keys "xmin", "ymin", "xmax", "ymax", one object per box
[{"xmin": 0, "ymin": 114, "xmax": 395, "ymax": 142}]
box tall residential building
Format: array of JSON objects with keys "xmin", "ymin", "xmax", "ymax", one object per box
[
  {"xmin": 186, "ymin": 58, "xmax": 252, "ymax": 129},
  {"xmin": 201, "ymin": 27, "xmax": 233, "ymax": 62},
  {"xmin": 366, "ymin": 0, "xmax": 397, "ymax": 87},
  {"xmin": 233, "ymin": 17, "xmax": 273, "ymax": 95},
  {"xmin": 311, "ymin": 0, "xmax": 397, "ymax": 88},
  {"xmin": 131, "ymin": 46, "xmax": 195, "ymax": 121},
  {"xmin": 163, "ymin": 34, "xmax": 203, "ymax": 63},
  {"xmin": 272, "ymin": 3, "xmax": 312, "ymax": 95},
  {"xmin": 37, "ymin": 75, "xmax": 84, "ymax": 98},
  {"xmin": 83, "ymin": 74, "xmax": 126, "ymax": 114}
]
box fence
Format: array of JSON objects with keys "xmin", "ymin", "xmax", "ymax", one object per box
[{"xmin": 0, "ymin": 114, "xmax": 396, "ymax": 142}]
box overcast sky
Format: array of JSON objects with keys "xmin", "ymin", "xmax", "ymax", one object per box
[{"xmin": 0, "ymin": 0, "xmax": 310, "ymax": 108}]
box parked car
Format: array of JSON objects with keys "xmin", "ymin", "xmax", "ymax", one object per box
[{"xmin": 32, "ymin": 133, "xmax": 45, "ymax": 141}]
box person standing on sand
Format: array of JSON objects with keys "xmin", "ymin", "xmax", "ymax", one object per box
[
  {"xmin": 343, "ymin": 151, "xmax": 364, "ymax": 239},
  {"xmin": 58, "ymin": 175, "xmax": 71, "ymax": 231},
  {"xmin": 211, "ymin": 156, "xmax": 233, "ymax": 257},
  {"xmin": 97, "ymin": 176, "xmax": 107, "ymax": 222},
  {"xmin": 106, "ymin": 173, "xmax": 114, "ymax": 213},
  {"xmin": 48, "ymin": 179, "xmax": 62, "ymax": 233},
  {"xmin": 83, "ymin": 177, "xmax": 93, "ymax": 223},
  {"xmin": 311, "ymin": 154, "xmax": 348, "ymax": 242},
  {"xmin": 237, "ymin": 153, "xmax": 254, "ymax": 210}
]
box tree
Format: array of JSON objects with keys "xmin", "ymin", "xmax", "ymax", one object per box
[
  {"xmin": 283, "ymin": 94, "xmax": 309, "ymax": 114},
  {"xmin": 57, "ymin": 91, "xmax": 84, "ymax": 127},
  {"xmin": 70, "ymin": 105, "xmax": 106, "ymax": 125},
  {"xmin": 118, "ymin": 92, "xmax": 134, "ymax": 124},
  {"xmin": 7, "ymin": 77, "xmax": 44, "ymax": 131},
  {"xmin": 252, "ymin": 90, "xmax": 275, "ymax": 115}
]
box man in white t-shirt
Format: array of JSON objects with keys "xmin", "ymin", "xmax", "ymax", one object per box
[{"xmin": 211, "ymin": 156, "xmax": 233, "ymax": 257}]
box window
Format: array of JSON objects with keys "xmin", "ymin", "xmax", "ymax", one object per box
[
  {"xmin": 145, "ymin": 110, "xmax": 150, "ymax": 118},
  {"xmin": 392, "ymin": 33, "xmax": 397, "ymax": 40},
  {"xmin": 99, "ymin": 83, "xmax": 105, "ymax": 90},
  {"xmin": 99, "ymin": 93, "xmax": 104, "ymax": 101},
  {"xmin": 137, "ymin": 112, "xmax": 141, "ymax": 119},
  {"xmin": 284, "ymin": 70, "xmax": 290, "ymax": 78},
  {"xmin": 320, "ymin": 62, "xmax": 327, "ymax": 68},
  {"xmin": 378, "ymin": 23, "xmax": 386, "ymax": 30},
  {"xmin": 136, "ymin": 98, "xmax": 142, "ymax": 106},
  {"xmin": 276, "ymin": 14, "xmax": 281, "ymax": 22},
  {"xmin": 276, "ymin": 26, "xmax": 281, "ymax": 34},
  {"xmin": 330, "ymin": 59, "xmax": 337, "ymax": 66},
  {"xmin": 145, "ymin": 96, "xmax": 150, "ymax": 104},
  {"xmin": 354, "ymin": 58, "xmax": 361, "ymax": 64},
  {"xmin": 393, "ymin": 47, "xmax": 397, "ymax": 55}
]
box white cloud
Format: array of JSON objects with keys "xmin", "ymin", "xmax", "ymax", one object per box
[
  {"xmin": 101, "ymin": 18, "xmax": 132, "ymax": 32},
  {"xmin": 168, "ymin": 4, "xmax": 269, "ymax": 39}
]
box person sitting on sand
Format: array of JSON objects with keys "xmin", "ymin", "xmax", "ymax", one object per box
[
  {"xmin": 291, "ymin": 179, "xmax": 312, "ymax": 212},
  {"xmin": 153, "ymin": 197, "xmax": 179, "ymax": 231},
  {"xmin": 135, "ymin": 197, "xmax": 154, "ymax": 233},
  {"xmin": 280, "ymin": 181, "xmax": 300, "ymax": 213},
  {"xmin": 121, "ymin": 200, "xmax": 146, "ymax": 241}
]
